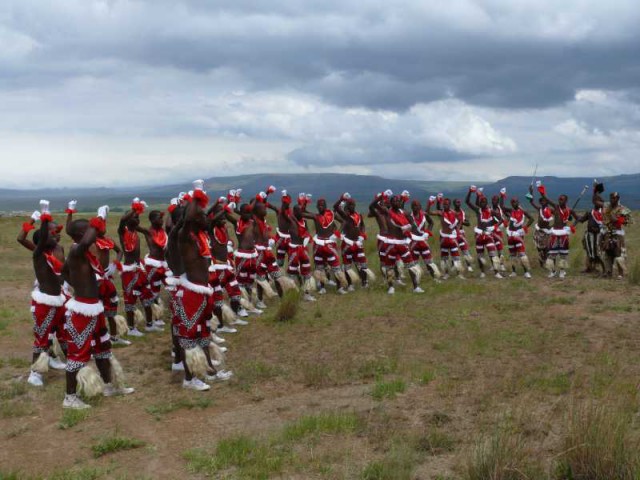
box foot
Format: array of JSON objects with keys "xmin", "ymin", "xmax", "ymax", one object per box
[
  {"xmin": 206, "ymin": 370, "xmax": 233, "ymax": 382},
  {"xmin": 153, "ymin": 319, "xmax": 166, "ymax": 327},
  {"xmin": 442, "ymin": 274, "xmax": 450, "ymax": 280},
  {"xmin": 249, "ymin": 308, "xmax": 263, "ymax": 315},
  {"xmin": 327, "ymin": 279, "xmax": 337, "ymax": 287},
  {"xmin": 171, "ymin": 362, "xmax": 185, "ymax": 372},
  {"xmin": 495, "ymin": 273, "xmax": 504, "ymax": 279},
  {"xmin": 27, "ymin": 371, "xmax": 43, "ymax": 387},
  {"xmin": 395, "ymin": 279, "xmax": 406, "ymax": 286},
  {"xmin": 559, "ymin": 270, "xmax": 566, "ymax": 279},
  {"xmin": 479, "ymin": 272, "xmax": 486, "ymax": 279},
  {"xmin": 103, "ymin": 383, "xmax": 135, "ymax": 397},
  {"xmin": 337, "ymin": 287, "xmax": 347, "ymax": 295},
  {"xmin": 219, "ymin": 346, "xmax": 228, "ymax": 353},
  {"xmin": 318, "ymin": 288, "xmax": 327, "ymax": 295},
  {"xmin": 509, "ymin": 272, "xmax": 517, "ymax": 278},
  {"xmin": 232, "ymin": 318, "xmax": 249, "ymax": 326},
  {"xmin": 48, "ymin": 356, "xmax": 66, "ymax": 370},
  {"xmin": 211, "ymin": 333, "xmax": 226, "ymax": 344},
  {"xmin": 303, "ymin": 293, "xmax": 317, "ymax": 302},
  {"xmin": 467, "ymin": 266, "xmax": 474, "ymax": 272},
  {"xmin": 547, "ymin": 271, "xmax": 556, "ymax": 278},
  {"xmin": 524, "ymin": 272, "xmax": 532, "ymax": 279},
  {"xmin": 182, "ymin": 378, "xmax": 210, "ymax": 391},
  {"xmin": 387, "ymin": 286, "xmax": 395, "ymax": 295},
  {"xmin": 111, "ymin": 336, "xmax": 132, "ymax": 346},
  {"xmin": 63, "ymin": 394, "xmax": 91, "ymax": 409},
  {"xmin": 413, "ymin": 287, "xmax": 425, "ymax": 293},
  {"xmin": 217, "ymin": 326, "xmax": 238, "ymax": 334},
  {"xmin": 145, "ymin": 324, "xmax": 164, "ymax": 333},
  {"xmin": 238, "ymin": 308, "xmax": 249, "ymax": 318},
  {"xmin": 255, "ymin": 300, "xmax": 267, "ymax": 309},
  {"xmin": 347, "ymin": 285, "xmax": 355, "ymax": 292},
  {"xmin": 127, "ymin": 328, "xmax": 145, "ymax": 337}
]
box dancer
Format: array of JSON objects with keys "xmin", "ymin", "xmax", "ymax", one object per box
[
  {"xmin": 528, "ymin": 186, "xmax": 554, "ymax": 268},
  {"xmin": 501, "ymin": 196, "xmax": 534, "ymax": 278},
  {"xmin": 275, "ymin": 190, "xmax": 293, "ymax": 267},
  {"xmin": 287, "ymin": 204, "xmax": 316, "ymax": 301},
  {"xmin": 409, "ymin": 199, "xmax": 441, "ymax": 280},
  {"xmin": 593, "ymin": 184, "xmax": 632, "ymax": 278},
  {"xmin": 575, "ymin": 186, "xmax": 605, "ymax": 274},
  {"xmin": 427, "ymin": 196, "xmax": 465, "ymax": 279},
  {"xmin": 334, "ymin": 193, "xmax": 371, "ymax": 289},
  {"xmin": 466, "ymin": 186, "xmax": 503, "ymax": 279},
  {"xmin": 139, "ymin": 210, "xmax": 169, "ymax": 306},
  {"xmin": 453, "ymin": 198, "xmax": 474, "ymax": 272}
]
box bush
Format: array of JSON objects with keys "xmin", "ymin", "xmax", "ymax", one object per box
[{"xmin": 274, "ymin": 289, "xmax": 301, "ymax": 322}]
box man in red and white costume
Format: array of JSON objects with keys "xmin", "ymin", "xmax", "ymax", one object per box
[
  {"xmin": 334, "ymin": 193, "xmax": 371, "ymax": 289},
  {"xmin": 409, "ymin": 199, "xmax": 441, "ymax": 281},
  {"xmin": 66, "ymin": 201, "xmax": 129, "ymax": 346},
  {"xmin": 139, "ymin": 210, "xmax": 169, "ymax": 306},
  {"xmin": 17, "ymin": 201, "xmax": 67, "ymax": 387},
  {"xmin": 501, "ymin": 195, "xmax": 534, "ymax": 278},
  {"xmin": 452, "ymin": 198, "xmax": 474, "ymax": 272},
  {"xmin": 527, "ymin": 185, "xmax": 555, "ymax": 268},
  {"xmin": 176, "ymin": 180, "xmax": 232, "ymax": 391},
  {"xmin": 490, "ymin": 192, "xmax": 508, "ymax": 273},
  {"xmin": 427, "ymin": 196, "xmax": 466, "ymax": 279},
  {"xmin": 369, "ymin": 190, "xmax": 399, "ymax": 290},
  {"xmin": 537, "ymin": 181, "xmax": 577, "ymax": 279},
  {"xmin": 374, "ymin": 194, "xmax": 423, "ymax": 294},
  {"xmin": 287, "ymin": 201, "xmax": 316, "ymax": 301},
  {"xmin": 117, "ymin": 199, "xmax": 159, "ymax": 336},
  {"xmin": 466, "ymin": 186, "xmax": 503, "ymax": 279},
  {"xmin": 303, "ymin": 197, "xmax": 348, "ymax": 295},
  {"xmin": 63, "ymin": 207, "xmax": 135, "ymax": 409}
]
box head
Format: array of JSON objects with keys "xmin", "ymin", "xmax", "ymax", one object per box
[
  {"xmin": 293, "ymin": 205, "xmax": 303, "ymax": 220},
  {"xmin": 253, "ymin": 201, "xmax": 266, "ymax": 219},
  {"xmin": 34, "ymin": 222, "xmax": 61, "ymax": 248},
  {"xmin": 478, "ymin": 196, "xmax": 488, "ymax": 209},
  {"xmin": 170, "ymin": 205, "xmax": 184, "ymax": 224},
  {"xmin": 491, "ymin": 195, "xmax": 500, "ymax": 207},
  {"xmin": 540, "ymin": 196, "xmax": 548, "ymax": 207},
  {"xmin": 67, "ymin": 219, "xmax": 89, "ymax": 243},
  {"xmin": 390, "ymin": 195, "xmax": 402, "ymax": 210},
  {"xmin": 443, "ymin": 198, "xmax": 452, "ymax": 211},
  {"xmin": 558, "ymin": 194, "xmax": 568, "ymax": 207},
  {"xmin": 510, "ymin": 197, "xmax": 520, "ymax": 209},
  {"xmin": 149, "ymin": 210, "xmax": 164, "ymax": 228},
  {"xmin": 239, "ymin": 203, "xmax": 253, "ymax": 221},
  {"xmin": 610, "ymin": 192, "xmax": 620, "ymax": 207},
  {"xmin": 345, "ymin": 198, "xmax": 356, "ymax": 214},
  {"xmin": 127, "ymin": 212, "xmax": 140, "ymax": 230},
  {"xmin": 411, "ymin": 199, "xmax": 421, "ymax": 213},
  {"xmin": 453, "ymin": 198, "xmax": 462, "ymax": 210},
  {"xmin": 317, "ymin": 198, "xmax": 327, "ymax": 214}
]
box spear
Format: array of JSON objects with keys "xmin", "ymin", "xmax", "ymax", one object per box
[
  {"xmin": 571, "ymin": 184, "xmax": 590, "ymax": 211},
  {"xmin": 525, "ymin": 163, "xmax": 538, "ymax": 199}
]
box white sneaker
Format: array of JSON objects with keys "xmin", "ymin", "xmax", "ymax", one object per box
[
  {"xmin": 509, "ymin": 272, "xmax": 517, "ymax": 278},
  {"xmin": 232, "ymin": 318, "xmax": 249, "ymax": 326},
  {"xmin": 249, "ymin": 308, "xmax": 263, "ymax": 315},
  {"xmin": 103, "ymin": 383, "xmax": 135, "ymax": 397},
  {"xmin": 413, "ymin": 287, "xmax": 424, "ymax": 293},
  {"xmin": 171, "ymin": 362, "xmax": 185, "ymax": 372},
  {"xmin": 182, "ymin": 378, "xmax": 210, "ymax": 391},
  {"xmin": 238, "ymin": 308, "xmax": 249, "ymax": 318},
  {"xmin": 559, "ymin": 270, "xmax": 566, "ymax": 279},
  {"xmin": 442, "ymin": 274, "xmax": 450, "ymax": 280},
  {"xmin": 495, "ymin": 273, "xmax": 504, "ymax": 279},
  {"xmin": 479, "ymin": 272, "xmax": 486, "ymax": 279},
  {"xmin": 387, "ymin": 286, "xmax": 395, "ymax": 295},
  {"xmin": 207, "ymin": 370, "xmax": 233, "ymax": 382},
  {"xmin": 547, "ymin": 271, "xmax": 556, "ymax": 278},
  {"xmin": 111, "ymin": 336, "xmax": 132, "ymax": 346},
  {"xmin": 467, "ymin": 266, "xmax": 474, "ymax": 272},
  {"xmin": 127, "ymin": 328, "xmax": 145, "ymax": 337},
  {"xmin": 49, "ymin": 356, "xmax": 66, "ymax": 370},
  {"xmin": 153, "ymin": 319, "xmax": 165, "ymax": 327},
  {"xmin": 255, "ymin": 300, "xmax": 267, "ymax": 309},
  {"xmin": 211, "ymin": 333, "xmax": 226, "ymax": 344},
  {"xmin": 145, "ymin": 324, "xmax": 164, "ymax": 333},
  {"xmin": 347, "ymin": 285, "xmax": 355, "ymax": 292},
  {"xmin": 327, "ymin": 279, "xmax": 337, "ymax": 287},
  {"xmin": 458, "ymin": 274, "xmax": 466, "ymax": 280},
  {"xmin": 217, "ymin": 326, "xmax": 238, "ymax": 334},
  {"xmin": 63, "ymin": 394, "xmax": 91, "ymax": 409},
  {"xmin": 28, "ymin": 371, "xmax": 43, "ymax": 387},
  {"xmin": 395, "ymin": 279, "xmax": 406, "ymax": 286},
  {"xmin": 337, "ymin": 287, "xmax": 347, "ymax": 295},
  {"xmin": 218, "ymin": 346, "xmax": 228, "ymax": 353},
  {"xmin": 303, "ymin": 294, "xmax": 316, "ymax": 302},
  {"xmin": 524, "ymin": 272, "xmax": 532, "ymax": 279},
  {"xmin": 318, "ymin": 288, "xmax": 327, "ymax": 295}
]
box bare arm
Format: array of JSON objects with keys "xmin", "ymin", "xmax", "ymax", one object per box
[
  {"xmin": 524, "ymin": 210, "xmax": 535, "ymax": 228},
  {"xmin": 465, "ymin": 190, "xmax": 479, "ymax": 213},
  {"xmin": 118, "ymin": 210, "xmax": 136, "ymax": 236},
  {"xmin": 17, "ymin": 219, "xmax": 37, "ymax": 251},
  {"xmin": 112, "ymin": 243, "xmax": 123, "ymax": 263},
  {"xmin": 33, "ymin": 218, "xmax": 50, "ymax": 257}
]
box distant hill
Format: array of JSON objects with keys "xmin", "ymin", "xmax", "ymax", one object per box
[{"xmin": 0, "ymin": 173, "xmax": 638, "ymax": 213}]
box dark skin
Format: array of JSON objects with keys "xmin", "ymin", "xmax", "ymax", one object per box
[
  {"xmin": 410, "ymin": 201, "xmax": 434, "ymax": 232},
  {"xmin": 177, "ymin": 200, "xmax": 219, "ymax": 378},
  {"xmin": 369, "ymin": 195, "xmax": 390, "ymax": 236},
  {"xmin": 137, "ymin": 211, "xmax": 166, "ymax": 261},
  {"xmin": 427, "ymin": 198, "xmax": 457, "ymax": 235},
  {"xmin": 206, "ymin": 206, "xmax": 232, "ymax": 263},
  {"xmin": 334, "ymin": 197, "xmax": 366, "ymax": 241},
  {"xmin": 376, "ymin": 196, "xmax": 415, "ymax": 239},
  {"xmin": 302, "ymin": 199, "xmax": 336, "ymax": 238},
  {"xmin": 166, "ymin": 206, "xmax": 186, "ymax": 276},
  {"xmin": 226, "ymin": 205, "xmax": 257, "ymax": 250},
  {"xmin": 527, "ymin": 186, "xmax": 553, "ymax": 229},
  {"xmin": 465, "ymin": 191, "xmax": 497, "ymax": 229},
  {"xmin": 20, "ymin": 220, "xmax": 64, "ymax": 295},
  {"xmin": 288, "ymin": 205, "xmax": 306, "ymax": 245},
  {"xmin": 502, "ymin": 198, "xmax": 534, "ymax": 229},
  {"xmin": 539, "ymin": 192, "xmax": 576, "ymax": 228},
  {"xmin": 63, "ymin": 221, "xmax": 111, "ymax": 394}
]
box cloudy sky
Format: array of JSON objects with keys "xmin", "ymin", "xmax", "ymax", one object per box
[{"xmin": 1, "ymin": 0, "xmax": 640, "ymax": 188}]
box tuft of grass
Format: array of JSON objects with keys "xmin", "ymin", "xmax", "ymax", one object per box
[
  {"xmin": 465, "ymin": 427, "xmax": 542, "ymax": 480},
  {"xmin": 525, "ymin": 371, "xmax": 572, "ymax": 395},
  {"xmin": 356, "ymin": 356, "xmax": 398, "ymax": 380},
  {"xmin": 418, "ymin": 369, "xmax": 437, "ymax": 385},
  {"xmin": 274, "ymin": 289, "xmax": 301, "ymax": 322},
  {"xmin": 0, "ymin": 401, "xmax": 33, "ymax": 419},
  {"xmin": 371, "ymin": 379, "xmax": 406, "ymax": 401},
  {"xmin": 361, "ymin": 443, "xmax": 417, "ymax": 480},
  {"xmin": 145, "ymin": 397, "xmax": 212, "ymax": 420},
  {"xmin": 301, "ymin": 362, "xmax": 333, "ymax": 388},
  {"xmin": 554, "ymin": 401, "xmax": 640, "ymax": 480},
  {"xmin": 628, "ymin": 258, "xmax": 640, "ymax": 285},
  {"xmin": 91, "ymin": 434, "xmax": 146, "ymax": 458},
  {"xmin": 413, "ymin": 428, "xmax": 456, "ymax": 455},
  {"xmin": 0, "ymin": 382, "xmax": 27, "ymax": 400},
  {"xmin": 281, "ymin": 411, "xmax": 360, "ymax": 442},
  {"xmin": 58, "ymin": 409, "xmax": 91, "ymax": 430}
]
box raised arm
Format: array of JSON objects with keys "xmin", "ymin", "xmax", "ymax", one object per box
[
  {"xmin": 527, "ymin": 185, "xmax": 541, "ymax": 210},
  {"xmin": 17, "ymin": 211, "xmax": 39, "ymax": 251},
  {"xmin": 33, "ymin": 214, "xmax": 52, "ymax": 257},
  {"xmin": 524, "ymin": 210, "xmax": 535, "ymax": 228},
  {"xmin": 465, "ymin": 188, "xmax": 479, "ymax": 213}
]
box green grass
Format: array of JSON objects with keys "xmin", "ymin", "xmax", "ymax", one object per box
[
  {"xmin": 91, "ymin": 434, "xmax": 146, "ymax": 458},
  {"xmin": 355, "ymin": 356, "xmax": 398, "ymax": 380},
  {"xmin": 413, "ymin": 429, "xmax": 456, "ymax": 455},
  {"xmin": 361, "ymin": 443, "xmax": 417, "ymax": 480},
  {"xmin": 0, "ymin": 381, "xmax": 27, "ymax": 400},
  {"xmin": 58, "ymin": 409, "xmax": 91, "ymax": 430},
  {"xmin": 274, "ymin": 289, "xmax": 301, "ymax": 322},
  {"xmin": 281, "ymin": 411, "xmax": 360, "ymax": 442},
  {"xmin": 145, "ymin": 397, "xmax": 212, "ymax": 419},
  {"xmin": 371, "ymin": 379, "xmax": 406, "ymax": 400}
]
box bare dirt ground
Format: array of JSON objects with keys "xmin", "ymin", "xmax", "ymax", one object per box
[{"xmin": 0, "ymin": 215, "xmax": 639, "ymax": 479}]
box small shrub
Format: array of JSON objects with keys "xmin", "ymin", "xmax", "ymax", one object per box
[
  {"xmin": 145, "ymin": 397, "xmax": 212, "ymax": 419},
  {"xmin": 281, "ymin": 412, "xmax": 360, "ymax": 442},
  {"xmin": 274, "ymin": 289, "xmax": 301, "ymax": 322},
  {"xmin": 356, "ymin": 356, "xmax": 398, "ymax": 380},
  {"xmin": 59, "ymin": 409, "xmax": 90, "ymax": 430},
  {"xmin": 628, "ymin": 258, "xmax": 640, "ymax": 286},
  {"xmin": 414, "ymin": 429, "xmax": 456, "ymax": 455},
  {"xmin": 371, "ymin": 379, "xmax": 406, "ymax": 401},
  {"xmin": 91, "ymin": 434, "xmax": 146, "ymax": 458},
  {"xmin": 361, "ymin": 443, "xmax": 416, "ymax": 480}
]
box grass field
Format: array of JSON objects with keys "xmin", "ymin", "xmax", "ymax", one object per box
[{"xmin": 0, "ymin": 212, "xmax": 639, "ymax": 479}]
